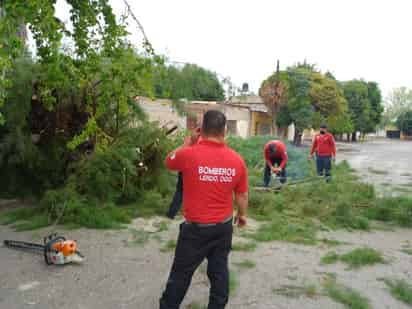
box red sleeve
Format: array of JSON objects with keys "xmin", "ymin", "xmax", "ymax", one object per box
[
  {"xmin": 310, "ymin": 136, "xmax": 318, "ymax": 155},
  {"xmin": 263, "ymin": 143, "xmax": 272, "ymax": 167},
  {"xmin": 165, "ymin": 147, "xmax": 192, "ymax": 171},
  {"xmin": 279, "ymin": 148, "xmax": 288, "ymax": 169},
  {"xmin": 235, "ymin": 160, "xmax": 248, "ymax": 194},
  {"xmin": 330, "ymin": 135, "xmax": 336, "ymax": 156}
]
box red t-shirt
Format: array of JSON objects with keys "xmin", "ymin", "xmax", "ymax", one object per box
[
  {"xmin": 310, "ymin": 133, "xmax": 336, "ymax": 157},
  {"xmin": 263, "ymin": 140, "xmax": 288, "ymax": 169},
  {"xmin": 165, "ymin": 139, "xmax": 248, "ymax": 224}
]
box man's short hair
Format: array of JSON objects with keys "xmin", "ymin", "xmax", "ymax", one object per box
[
  {"xmin": 202, "ymin": 110, "xmax": 226, "ymax": 136},
  {"xmin": 320, "ymin": 123, "xmax": 328, "ymax": 129}
]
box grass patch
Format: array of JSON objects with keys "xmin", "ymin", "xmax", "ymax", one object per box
[
  {"xmin": 321, "ymin": 248, "xmax": 385, "ymax": 269},
  {"xmin": 367, "ymin": 167, "xmax": 388, "ymax": 175},
  {"xmin": 340, "ymin": 248, "xmax": 385, "ymax": 268},
  {"xmin": 394, "ymin": 186, "xmax": 412, "ymax": 194},
  {"xmin": 232, "ymin": 241, "xmax": 257, "ymax": 252},
  {"xmin": 321, "ymin": 251, "xmax": 340, "ymax": 264},
  {"xmin": 324, "ymin": 279, "xmax": 370, "ymax": 309},
  {"xmin": 400, "ymin": 173, "xmax": 412, "ymax": 177},
  {"xmin": 383, "ymin": 278, "xmax": 412, "ymax": 306},
  {"xmin": 160, "ymin": 239, "xmax": 177, "ymax": 252},
  {"xmin": 233, "ymin": 259, "xmax": 256, "ymax": 270},
  {"xmin": 273, "ymin": 284, "xmax": 318, "ymax": 298},
  {"xmin": 250, "ymin": 214, "xmax": 317, "ymax": 245},
  {"xmin": 0, "ymin": 207, "xmax": 50, "ymax": 231},
  {"xmin": 229, "ymin": 270, "xmax": 238, "ymax": 295},
  {"xmin": 401, "ymin": 248, "xmax": 412, "ymax": 255},
  {"xmin": 246, "ymin": 161, "xmax": 390, "ymax": 245},
  {"xmin": 365, "ymin": 196, "xmax": 412, "ymax": 227}
]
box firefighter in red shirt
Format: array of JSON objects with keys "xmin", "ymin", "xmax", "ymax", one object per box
[
  {"xmin": 308, "ymin": 123, "xmax": 336, "ymax": 181},
  {"xmin": 263, "ymin": 140, "xmax": 288, "ymax": 187},
  {"xmin": 160, "ymin": 110, "xmax": 249, "ymax": 309}
]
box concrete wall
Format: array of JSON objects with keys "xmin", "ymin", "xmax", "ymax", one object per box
[
  {"xmin": 220, "ymin": 105, "xmax": 250, "ymax": 138},
  {"xmin": 287, "ymin": 123, "xmax": 295, "ymax": 141},
  {"xmin": 137, "ymin": 98, "xmax": 186, "ymax": 129},
  {"xmin": 251, "ymin": 112, "xmax": 273, "ymax": 136}
]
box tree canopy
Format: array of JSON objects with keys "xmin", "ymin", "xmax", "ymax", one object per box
[
  {"xmin": 396, "ymin": 110, "xmax": 412, "ymax": 136},
  {"xmin": 153, "ymin": 63, "xmax": 225, "ymax": 101},
  {"xmin": 383, "ymin": 87, "xmax": 412, "ymax": 126},
  {"xmin": 342, "ymin": 80, "xmax": 383, "ymax": 139},
  {"xmin": 260, "ymin": 62, "xmax": 383, "ymax": 143},
  {"xmin": 260, "ymin": 63, "xmax": 350, "ymax": 144}
]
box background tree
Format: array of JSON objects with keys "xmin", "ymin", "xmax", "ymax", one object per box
[
  {"xmin": 396, "ymin": 110, "xmax": 412, "ymax": 136},
  {"xmin": 366, "ymin": 82, "xmax": 383, "ymax": 132},
  {"xmin": 342, "ymin": 80, "xmax": 383, "ymax": 141},
  {"xmin": 0, "ymin": 1, "xmax": 162, "ymax": 197},
  {"xmin": 259, "ymin": 61, "xmax": 288, "ymax": 136},
  {"xmin": 342, "ymin": 80, "xmax": 371, "ymax": 141},
  {"xmin": 383, "ymin": 87, "xmax": 412, "ymax": 126},
  {"xmin": 285, "ymin": 67, "xmax": 313, "ymax": 145},
  {"xmin": 260, "ymin": 61, "xmax": 350, "ymax": 145},
  {"xmin": 153, "ymin": 63, "xmax": 225, "ymax": 101}
]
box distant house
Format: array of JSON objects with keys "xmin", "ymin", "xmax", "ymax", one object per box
[
  {"xmin": 385, "ymin": 124, "xmax": 401, "ymax": 139},
  {"xmin": 226, "ymin": 95, "xmax": 294, "ymax": 140},
  {"xmin": 137, "ymin": 95, "xmax": 294, "ymax": 140},
  {"xmin": 136, "ymin": 97, "xmax": 186, "ymax": 129},
  {"xmin": 184, "ymin": 100, "xmax": 251, "ymax": 138}
]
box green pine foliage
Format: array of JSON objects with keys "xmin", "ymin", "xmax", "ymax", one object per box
[{"xmin": 226, "ymin": 135, "xmax": 310, "ymax": 180}]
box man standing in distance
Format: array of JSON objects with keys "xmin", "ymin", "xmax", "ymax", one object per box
[
  {"xmin": 263, "ymin": 140, "xmax": 288, "ymax": 187},
  {"xmin": 308, "ymin": 124, "xmax": 336, "ymax": 181},
  {"xmin": 160, "ymin": 110, "xmax": 249, "ymax": 309},
  {"xmin": 166, "ymin": 127, "xmax": 201, "ymax": 219}
]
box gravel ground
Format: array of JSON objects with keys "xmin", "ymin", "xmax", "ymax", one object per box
[{"xmin": 336, "ymin": 138, "xmax": 412, "ymax": 196}]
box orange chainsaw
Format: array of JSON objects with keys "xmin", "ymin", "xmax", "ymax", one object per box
[{"xmin": 4, "ymin": 234, "xmax": 85, "ymax": 265}]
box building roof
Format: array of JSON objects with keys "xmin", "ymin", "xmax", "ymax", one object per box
[
  {"xmin": 227, "ymin": 95, "xmax": 263, "ymax": 104},
  {"xmin": 226, "ymin": 95, "xmax": 268, "ymax": 113}
]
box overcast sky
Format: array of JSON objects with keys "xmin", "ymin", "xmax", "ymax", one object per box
[{"xmin": 55, "ymin": 0, "xmax": 412, "ymax": 97}]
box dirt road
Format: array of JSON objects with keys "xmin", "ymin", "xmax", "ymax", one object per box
[{"xmin": 1, "ymin": 139, "xmax": 411, "ymax": 309}]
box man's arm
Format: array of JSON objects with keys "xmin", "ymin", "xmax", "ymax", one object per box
[
  {"xmin": 310, "ymin": 136, "xmax": 318, "ymax": 156},
  {"xmin": 263, "ymin": 145, "xmax": 272, "ymax": 167},
  {"xmin": 234, "ymin": 191, "xmax": 248, "ymax": 227},
  {"xmin": 279, "ymin": 150, "xmax": 288, "ymax": 169},
  {"xmin": 330, "ymin": 135, "xmax": 336, "ymax": 157},
  {"xmin": 234, "ymin": 161, "xmax": 248, "ymax": 227},
  {"xmin": 165, "ymin": 129, "xmax": 200, "ymax": 171}
]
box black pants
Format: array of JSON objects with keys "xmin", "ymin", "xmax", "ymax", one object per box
[
  {"xmin": 263, "ymin": 157, "xmax": 287, "ymax": 187},
  {"xmin": 160, "ymin": 220, "xmax": 233, "ymax": 309},
  {"xmin": 316, "ymin": 155, "xmax": 332, "ymax": 181},
  {"xmin": 167, "ymin": 173, "xmax": 183, "ymax": 219}
]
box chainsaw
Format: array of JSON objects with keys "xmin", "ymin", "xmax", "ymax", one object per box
[{"xmin": 4, "ymin": 234, "xmax": 85, "ymax": 265}]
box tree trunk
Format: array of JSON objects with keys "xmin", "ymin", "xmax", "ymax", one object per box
[
  {"xmin": 271, "ymin": 110, "xmax": 277, "ymax": 137},
  {"xmin": 351, "ymin": 132, "xmax": 357, "ymax": 142},
  {"xmin": 293, "ymin": 130, "xmax": 302, "ymax": 146}
]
